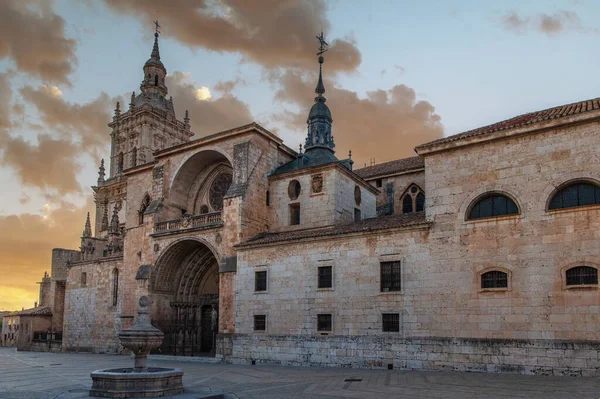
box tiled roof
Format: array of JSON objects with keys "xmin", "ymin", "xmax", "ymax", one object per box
[
  {"xmin": 417, "ymin": 97, "xmax": 600, "ymax": 150},
  {"xmin": 354, "ymin": 156, "xmax": 424, "ymax": 180},
  {"xmin": 237, "ymin": 212, "xmax": 428, "ymax": 248},
  {"xmin": 18, "ymin": 306, "xmax": 52, "ymax": 316}
]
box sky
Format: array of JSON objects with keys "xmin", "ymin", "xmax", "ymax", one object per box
[{"xmin": 1, "ymin": 0, "xmax": 600, "ymax": 310}]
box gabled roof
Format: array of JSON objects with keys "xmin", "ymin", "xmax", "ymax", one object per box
[
  {"xmin": 416, "ymin": 97, "xmax": 600, "ymax": 151},
  {"xmin": 355, "ymin": 156, "xmax": 424, "ymax": 180},
  {"xmin": 237, "ymin": 212, "xmax": 428, "ymax": 248}
]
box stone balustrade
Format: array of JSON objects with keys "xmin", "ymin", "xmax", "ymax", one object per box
[{"xmin": 154, "ymin": 212, "xmax": 222, "ymax": 233}]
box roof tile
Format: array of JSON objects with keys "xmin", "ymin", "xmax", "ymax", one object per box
[
  {"xmin": 354, "ymin": 156, "xmax": 424, "ymax": 180},
  {"xmin": 237, "ymin": 212, "xmax": 428, "ymax": 248},
  {"xmin": 417, "ymin": 96, "xmax": 600, "ymax": 150}
]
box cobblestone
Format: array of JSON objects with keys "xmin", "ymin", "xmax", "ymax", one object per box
[{"xmin": 1, "ymin": 348, "xmax": 599, "ymax": 399}]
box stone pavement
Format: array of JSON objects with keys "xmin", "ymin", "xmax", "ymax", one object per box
[{"xmin": 0, "ymin": 347, "xmax": 599, "ymax": 399}]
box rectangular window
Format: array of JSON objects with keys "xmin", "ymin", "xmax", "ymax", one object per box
[
  {"xmin": 380, "ymin": 261, "xmax": 401, "ymax": 292},
  {"xmin": 318, "ymin": 266, "xmax": 333, "ymax": 289},
  {"xmin": 290, "ymin": 203, "xmax": 300, "ymax": 225},
  {"xmin": 317, "ymin": 314, "xmax": 332, "ymax": 332},
  {"xmin": 382, "ymin": 313, "xmax": 400, "ymax": 332},
  {"xmin": 376, "ymin": 179, "xmax": 382, "ymax": 188},
  {"xmin": 354, "ymin": 208, "xmax": 361, "ymax": 222},
  {"xmin": 254, "ymin": 315, "xmax": 266, "ymax": 331},
  {"xmin": 81, "ymin": 272, "xmax": 87, "ymax": 287},
  {"xmin": 255, "ymin": 271, "xmax": 267, "ymax": 292}
]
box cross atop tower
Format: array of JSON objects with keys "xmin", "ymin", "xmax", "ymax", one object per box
[
  {"xmin": 154, "ymin": 20, "xmax": 161, "ymax": 36},
  {"xmin": 316, "ymin": 31, "xmax": 328, "ymax": 56}
]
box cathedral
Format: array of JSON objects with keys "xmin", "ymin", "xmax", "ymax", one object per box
[{"xmin": 13, "ymin": 30, "xmax": 600, "ymax": 376}]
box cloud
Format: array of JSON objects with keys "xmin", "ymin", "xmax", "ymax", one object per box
[
  {"xmin": 195, "ymin": 86, "xmax": 212, "ymax": 101},
  {"xmin": 0, "ymin": 197, "xmax": 92, "ymax": 310},
  {"xmin": 0, "ymin": 0, "xmax": 77, "ymax": 84},
  {"xmin": 19, "ymin": 85, "xmax": 117, "ymax": 158},
  {"xmin": 1, "ymin": 134, "xmax": 82, "ymax": 194},
  {"xmin": 272, "ymin": 70, "xmax": 443, "ymax": 165},
  {"xmin": 166, "ymin": 71, "xmax": 253, "ymax": 136},
  {"xmin": 101, "ymin": 0, "xmax": 361, "ymax": 73},
  {"xmin": 501, "ymin": 10, "xmax": 588, "ymax": 35}
]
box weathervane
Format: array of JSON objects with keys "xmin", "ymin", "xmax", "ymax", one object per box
[
  {"xmin": 316, "ymin": 31, "xmax": 328, "ymax": 56},
  {"xmin": 154, "ymin": 20, "xmax": 161, "ymax": 36}
]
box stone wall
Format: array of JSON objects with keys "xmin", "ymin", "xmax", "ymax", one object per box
[
  {"xmin": 366, "ymin": 170, "xmax": 425, "ymax": 215},
  {"xmin": 63, "ymin": 257, "xmax": 124, "ymax": 353},
  {"xmin": 234, "ymin": 115, "xmax": 600, "ymax": 373},
  {"xmin": 268, "ymin": 165, "xmax": 376, "ymax": 232},
  {"xmin": 227, "ymin": 334, "xmax": 600, "ymax": 376}
]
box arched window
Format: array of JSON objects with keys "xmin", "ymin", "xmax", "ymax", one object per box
[
  {"xmin": 401, "ymin": 184, "xmax": 425, "ymax": 213},
  {"xmin": 139, "ymin": 194, "xmax": 150, "ymax": 224},
  {"xmin": 266, "ymin": 191, "xmax": 270, "ymax": 207},
  {"xmin": 565, "ymin": 266, "xmax": 598, "ymax": 286},
  {"xmin": 117, "ymin": 152, "xmax": 124, "ymax": 173},
  {"xmin": 481, "ymin": 270, "xmax": 508, "ymax": 289},
  {"xmin": 468, "ymin": 193, "xmax": 518, "ymax": 220},
  {"xmin": 112, "ymin": 268, "xmax": 119, "ymax": 306},
  {"xmin": 199, "ymin": 205, "xmax": 209, "ymax": 214},
  {"xmin": 154, "ymin": 75, "xmax": 159, "ymax": 86},
  {"xmin": 131, "ymin": 147, "xmax": 137, "ymax": 168},
  {"xmin": 548, "ymin": 181, "xmax": 600, "ymax": 210}
]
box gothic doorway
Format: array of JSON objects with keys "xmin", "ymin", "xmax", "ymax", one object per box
[{"xmin": 150, "ymin": 239, "xmax": 219, "ymax": 356}]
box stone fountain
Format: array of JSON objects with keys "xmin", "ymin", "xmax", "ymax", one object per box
[{"xmin": 89, "ymin": 296, "xmax": 184, "ymax": 398}]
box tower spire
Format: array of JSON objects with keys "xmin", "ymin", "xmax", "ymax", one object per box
[
  {"xmin": 304, "ymin": 32, "xmax": 334, "ymax": 153},
  {"xmin": 151, "ymin": 20, "xmax": 161, "ymax": 60}
]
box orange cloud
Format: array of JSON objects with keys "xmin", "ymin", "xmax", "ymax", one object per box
[
  {"xmin": 0, "ymin": 0, "xmax": 76, "ymax": 84},
  {"xmin": 101, "ymin": 0, "xmax": 361, "ymax": 73},
  {"xmin": 166, "ymin": 72, "xmax": 253, "ymax": 136},
  {"xmin": 272, "ymin": 70, "xmax": 443, "ymax": 166},
  {"xmin": 0, "ymin": 197, "xmax": 93, "ymax": 310}
]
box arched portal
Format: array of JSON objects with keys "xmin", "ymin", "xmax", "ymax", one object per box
[{"xmin": 150, "ymin": 239, "xmax": 219, "ymax": 356}]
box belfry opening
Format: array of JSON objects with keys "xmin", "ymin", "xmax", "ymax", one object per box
[{"xmin": 150, "ymin": 239, "xmax": 219, "ymax": 356}]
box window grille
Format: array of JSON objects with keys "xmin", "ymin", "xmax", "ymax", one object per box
[
  {"xmin": 549, "ymin": 182, "xmax": 600, "ymax": 210},
  {"xmin": 318, "ymin": 266, "xmax": 332, "ymax": 288},
  {"xmin": 317, "ymin": 314, "xmax": 332, "ymax": 331},
  {"xmin": 481, "ymin": 270, "xmax": 508, "ymax": 289},
  {"xmin": 382, "ymin": 313, "xmax": 400, "ymax": 332},
  {"xmin": 468, "ymin": 194, "xmax": 518, "ymax": 220},
  {"xmin": 566, "ymin": 266, "xmax": 598, "ymax": 286},
  {"xmin": 254, "ymin": 315, "xmax": 266, "ymax": 331},
  {"xmin": 380, "ymin": 261, "xmax": 401, "ymax": 292},
  {"xmin": 290, "ymin": 203, "xmax": 301, "ymax": 225},
  {"xmin": 255, "ymin": 271, "xmax": 267, "ymax": 292}
]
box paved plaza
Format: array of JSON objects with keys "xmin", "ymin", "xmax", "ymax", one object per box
[{"xmin": 0, "ymin": 347, "xmax": 599, "ymax": 399}]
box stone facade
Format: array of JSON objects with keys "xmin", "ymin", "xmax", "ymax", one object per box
[{"xmin": 23, "ymin": 32, "xmax": 600, "ymax": 376}]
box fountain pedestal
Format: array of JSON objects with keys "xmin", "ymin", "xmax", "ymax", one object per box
[{"xmin": 89, "ymin": 296, "xmax": 184, "ymax": 398}]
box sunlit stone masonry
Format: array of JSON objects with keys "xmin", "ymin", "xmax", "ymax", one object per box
[{"xmin": 16, "ymin": 28, "xmax": 600, "ymax": 377}]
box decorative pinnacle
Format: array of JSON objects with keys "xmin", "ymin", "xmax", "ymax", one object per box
[
  {"xmin": 299, "ymin": 143, "xmax": 303, "ymax": 154},
  {"xmin": 114, "ymin": 101, "xmax": 121, "ymax": 117},
  {"xmin": 348, "ymin": 149, "xmax": 352, "ymax": 159},
  {"xmin": 129, "ymin": 91, "xmax": 135, "ymax": 110},
  {"xmin": 98, "ymin": 159, "xmax": 105, "ymax": 183},
  {"xmin": 110, "ymin": 204, "xmax": 120, "ymax": 235},
  {"xmin": 83, "ymin": 212, "xmax": 92, "ymax": 237},
  {"xmin": 184, "ymin": 109, "xmax": 190, "ymax": 125}
]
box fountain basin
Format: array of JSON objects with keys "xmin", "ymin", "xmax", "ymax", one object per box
[{"xmin": 89, "ymin": 367, "xmax": 184, "ymax": 398}]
